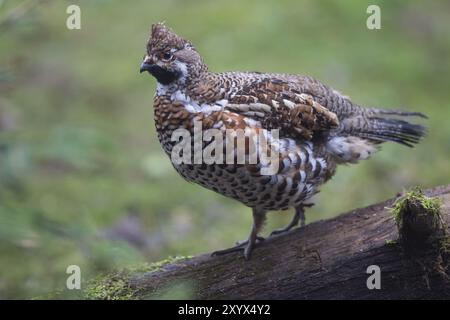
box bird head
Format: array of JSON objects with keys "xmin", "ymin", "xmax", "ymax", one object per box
[{"xmin": 140, "ymin": 23, "xmax": 207, "ymax": 85}]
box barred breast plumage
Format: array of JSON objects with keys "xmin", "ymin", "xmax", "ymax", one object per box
[{"xmin": 141, "ymin": 23, "xmax": 426, "ymax": 259}]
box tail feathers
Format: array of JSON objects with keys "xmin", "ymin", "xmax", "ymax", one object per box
[
  {"xmin": 356, "ymin": 117, "xmax": 427, "ymax": 147},
  {"xmin": 367, "ymin": 107, "xmax": 428, "ymax": 119},
  {"xmin": 339, "ymin": 105, "xmax": 427, "ymax": 147},
  {"xmin": 328, "ymin": 107, "xmax": 426, "ymax": 163}
]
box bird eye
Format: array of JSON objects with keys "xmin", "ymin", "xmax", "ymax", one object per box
[{"xmin": 162, "ymin": 52, "xmax": 173, "ymax": 60}]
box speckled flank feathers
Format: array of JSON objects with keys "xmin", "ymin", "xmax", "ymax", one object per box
[{"xmin": 140, "ymin": 23, "xmax": 426, "ymax": 259}]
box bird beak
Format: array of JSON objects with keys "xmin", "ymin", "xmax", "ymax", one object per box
[
  {"xmin": 140, "ymin": 55, "xmax": 155, "ymax": 74},
  {"xmin": 140, "ymin": 62, "xmax": 153, "ymax": 74}
]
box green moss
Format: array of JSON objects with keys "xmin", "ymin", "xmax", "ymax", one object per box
[
  {"xmin": 127, "ymin": 255, "xmax": 192, "ymax": 274},
  {"xmin": 385, "ymin": 239, "xmax": 397, "ymax": 246},
  {"xmin": 390, "ymin": 187, "xmax": 442, "ymax": 224},
  {"xmin": 84, "ymin": 271, "xmax": 134, "ymax": 300},
  {"xmin": 84, "ymin": 256, "xmax": 191, "ymax": 300}
]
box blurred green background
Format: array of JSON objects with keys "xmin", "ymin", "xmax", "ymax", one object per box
[{"xmin": 0, "ymin": 0, "xmax": 449, "ymax": 299}]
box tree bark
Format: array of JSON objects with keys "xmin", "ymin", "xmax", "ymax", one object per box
[{"xmin": 105, "ymin": 185, "xmax": 450, "ymax": 299}]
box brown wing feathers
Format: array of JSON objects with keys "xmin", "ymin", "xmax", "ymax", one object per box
[{"xmin": 224, "ymin": 78, "xmax": 339, "ymax": 140}]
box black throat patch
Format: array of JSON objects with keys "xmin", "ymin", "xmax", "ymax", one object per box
[{"xmin": 147, "ymin": 65, "xmax": 181, "ymax": 85}]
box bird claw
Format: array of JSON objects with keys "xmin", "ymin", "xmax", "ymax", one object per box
[
  {"xmin": 270, "ymin": 213, "xmax": 306, "ymax": 236},
  {"xmin": 212, "ymin": 237, "xmax": 264, "ymax": 260},
  {"xmin": 270, "ymin": 203, "xmax": 312, "ymax": 236},
  {"xmin": 270, "ymin": 227, "xmax": 292, "ymax": 236},
  {"xmin": 270, "ymin": 222, "xmax": 304, "ymax": 236},
  {"xmin": 235, "ymin": 236, "xmax": 265, "ymax": 246}
]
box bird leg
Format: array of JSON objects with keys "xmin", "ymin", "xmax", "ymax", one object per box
[
  {"xmin": 212, "ymin": 209, "xmax": 266, "ymax": 260},
  {"xmin": 270, "ymin": 203, "xmax": 314, "ymax": 236}
]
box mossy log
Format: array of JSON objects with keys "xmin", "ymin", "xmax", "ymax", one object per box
[{"xmin": 87, "ymin": 185, "xmax": 450, "ymax": 300}]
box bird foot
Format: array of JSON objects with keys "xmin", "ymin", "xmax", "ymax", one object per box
[
  {"xmin": 235, "ymin": 236, "xmax": 265, "ymax": 246},
  {"xmin": 270, "ymin": 225, "xmax": 297, "ymax": 236},
  {"xmin": 270, "ymin": 203, "xmax": 313, "ymax": 236},
  {"xmin": 212, "ymin": 236, "xmax": 264, "ymax": 260},
  {"xmin": 270, "ymin": 216, "xmax": 305, "ymax": 237}
]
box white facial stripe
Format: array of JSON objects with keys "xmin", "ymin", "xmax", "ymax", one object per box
[{"xmin": 174, "ymin": 61, "xmax": 188, "ymax": 84}]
